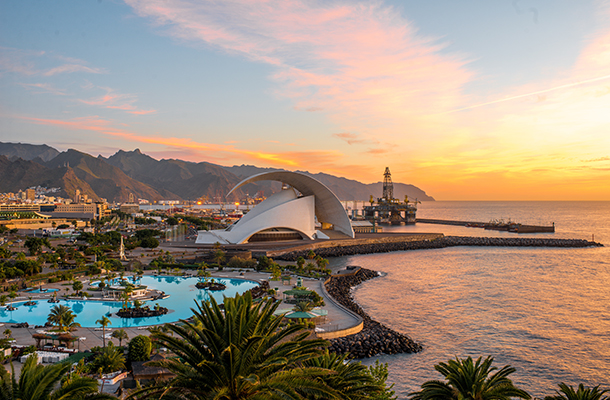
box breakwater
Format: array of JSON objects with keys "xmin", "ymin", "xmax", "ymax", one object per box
[
  {"xmin": 325, "ymin": 267, "xmax": 422, "ymax": 358},
  {"xmin": 274, "ymin": 236, "xmax": 602, "ymax": 261}
]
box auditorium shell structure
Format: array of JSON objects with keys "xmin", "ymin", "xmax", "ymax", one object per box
[{"xmin": 195, "ymin": 171, "xmax": 355, "ymax": 244}]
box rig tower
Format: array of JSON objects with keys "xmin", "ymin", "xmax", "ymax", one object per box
[
  {"xmin": 362, "ymin": 167, "xmax": 417, "ymax": 224},
  {"xmin": 382, "ymin": 167, "xmax": 393, "ymax": 201}
]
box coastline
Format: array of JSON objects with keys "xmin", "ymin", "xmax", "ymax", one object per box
[{"xmin": 324, "ymin": 267, "xmax": 422, "ymax": 359}]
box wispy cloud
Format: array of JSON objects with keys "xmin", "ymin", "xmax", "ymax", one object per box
[
  {"xmin": 125, "ymin": 0, "xmax": 473, "ymax": 139},
  {"xmin": 18, "ymin": 83, "xmax": 68, "ymax": 96},
  {"xmin": 0, "ymin": 46, "xmax": 105, "ymax": 76},
  {"xmin": 333, "ymin": 132, "xmax": 365, "ymax": 145},
  {"xmin": 78, "ymin": 86, "xmax": 156, "ymax": 115}
]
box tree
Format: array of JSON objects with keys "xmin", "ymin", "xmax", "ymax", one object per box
[
  {"xmin": 409, "ymin": 356, "xmax": 531, "ymax": 400},
  {"xmin": 127, "ymin": 335, "xmax": 152, "ymax": 362},
  {"xmin": 293, "ymin": 300, "xmax": 314, "ymax": 313},
  {"xmin": 315, "ymin": 256, "xmax": 329, "ymax": 271},
  {"xmin": 72, "ymin": 280, "xmax": 83, "ymax": 296},
  {"xmin": 213, "ymin": 248, "xmax": 225, "ymax": 266},
  {"xmin": 303, "ymin": 350, "xmax": 385, "ymax": 400},
  {"xmin": 128, "ymin": 292, "xmax": 338, "ymax": 400},
  {"xmin": 120, "ymin": 292, "xmax": 131, "ymax": 310},
  {"xmin": 0, "ymin": 295, "xmax": 7, "ymax": 307},
  {"xmin": 0, "ymin": 247, "xmax": 11, "ymax": 259},
  {"xmin": 0, "ymin": 354, "xmax": 112, "ymax": 400},
  {"xmin": 111, "ymin": 329, "xmax": 128, "ymax": 347},
  {"xmin": 139, "ymin": 236, "xmax": 159, "ymax": 248},
  {"xmin": 545, "ymin": 383, "xmax": 609, "ymax": 400},
  {"xmin": 368, "ymin": 360, "xmax": 397, "ymax": 400},
  {"xmin": 87, "ymin": 344, "xmax": 125, "ymax": 375},
  {"xmin": 3, "ymin": 329, "xmax": 11, "ymax": 339},
  {"xmin": 24, "ymin": 237, "xmax": 50, "ymax": 256},
  {"xmin": 47, "ymin": 305, "xmax": 79, "ymax": 332},
  {"xmin": 96, "ymin": 316, "xmax": 111, "ymax": 347}
]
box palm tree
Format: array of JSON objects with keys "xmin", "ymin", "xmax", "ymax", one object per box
[
  {"xmin": 303, "ymin": 350, "xmax": 384, "ymax": 400},
  {"xmin": 96, "ymin": 316, "xmax": 111, "ymax": 348},
  {"xmin": 128, "ymin": 292, "xmax": 339, "ymax": 400},
  {"xmin": 111, "ymin": 329, "xmax": 128, "ymax": 347},
  {"xmin": 545, "ymin": 383, "xmax": 609, "ymax": 400},
  {"xmin": 47, "ymin": 305, "xmax": 77, "ymax": 332},
  {"xmin": 409, "ymin": 356, "xmax": 530, "ymax": 400},
  {"xmin": 0, "ymin": 294, "xmax": 7, "ymax": 307},
  {"xmin": 88, "ymin": 344, "xmax": 125, "ymax": 374},
  {"xmin": 213, "ymin": 248, "xmax": 225, "ymax": 266},
  {"xmin": 0, "ymin": 353, "xmax": 114, "ymax": 400},
  {"xmin": 293, "ymin": 300, "xmax": 314, "ymax": 313}
]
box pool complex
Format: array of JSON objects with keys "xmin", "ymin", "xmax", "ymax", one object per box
[{"xmin": 0, "ymin": 275, "xmax": 258, "ymax": 328}]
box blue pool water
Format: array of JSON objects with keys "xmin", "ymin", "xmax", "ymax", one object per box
[
  {"xmin": 0, "ymin": 275, "xmax": 258, "ymax": 328},
  {"xmin": 27, "ymin": 288, "xmax": 59, "ymax": 293}
]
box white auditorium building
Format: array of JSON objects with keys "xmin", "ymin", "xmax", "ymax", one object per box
[{"xmin": 195, "ymin": 171, "xmax": 354, "ymax": 245}]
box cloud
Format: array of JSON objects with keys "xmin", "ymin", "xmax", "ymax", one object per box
[
  {"xmin": 18, "ymin": 83, "xmax": 68, "ymax": 96},
  {"xmin": 0, "ymin": 46, "xmax": 105, "ymax": 76},
  {"xmin": 333, "ymin": 132, "xmax": 365, "ymax": 145},
  {"xmin": 125, "ymin": 0, "xmax": 473, "ymax": 139},
  {"xmin": 78, "ymin": 86, "xmax": 156, "ymax": 115},
  {"xmin": 583, "ymin": 156, "xmax": 610, "ymax": 162}
]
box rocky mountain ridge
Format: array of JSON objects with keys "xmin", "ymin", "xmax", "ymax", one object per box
[{"xmin": 0, "ymin": 141, "xmax": 435, "ymax": 202}]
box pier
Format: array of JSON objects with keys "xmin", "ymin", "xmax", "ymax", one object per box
[{"xmin": 416, "ymin": 218, "xmax": 555, "ymax": 233}]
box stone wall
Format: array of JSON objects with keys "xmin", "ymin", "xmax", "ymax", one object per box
[
  {"xmin": 275, "ymin": 235, "xmax": 602, "ymax": 261},
  {"xmin": 325, "ymin": 268, "xmax": 422, "ymax": 359}
]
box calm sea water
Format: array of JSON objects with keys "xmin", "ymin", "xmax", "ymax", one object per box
[{"xmin": 330, "ymin": 201, "xmax": 610, "ymax": 399}]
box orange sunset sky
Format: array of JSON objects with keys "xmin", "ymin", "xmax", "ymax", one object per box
[{"xmin": 1, "ymin": 1, "xmax": 610, "ymax": 200}]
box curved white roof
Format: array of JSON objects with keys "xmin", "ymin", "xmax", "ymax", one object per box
[{"xmin": 228, "ymin": 171, "xmax": 354, "ymax": 238}]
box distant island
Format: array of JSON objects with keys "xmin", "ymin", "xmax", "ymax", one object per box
[{"xmin": 0, "ymin": 141, "xmax": 435, "ymax": 203}]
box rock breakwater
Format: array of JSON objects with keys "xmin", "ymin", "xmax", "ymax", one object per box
[
  {"xmin": 274, "ymin": 236, "xmax": 602, "ymax": 261},
  {"xmin": 325, "ymin": 267, "xmax": 422, "ymax": 358}
]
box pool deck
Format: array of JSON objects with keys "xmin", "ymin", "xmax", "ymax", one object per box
[{"xmin": 2, "ymin": 269, "xmax": 360, "ymax": 355}]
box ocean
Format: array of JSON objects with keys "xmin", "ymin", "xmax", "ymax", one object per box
[{"xmin": 329, "ymin": 201, "xmax": 610, "ymax": 399}]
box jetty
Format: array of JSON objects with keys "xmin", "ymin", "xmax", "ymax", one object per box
[{"xmin": 416, "ymin": 218, "xmax": 555, "ymax": 233}]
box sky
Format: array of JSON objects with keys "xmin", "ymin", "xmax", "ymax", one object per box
[{"xmin": 1, "ymin": 0, "xmax": 609, "ymax": 201}]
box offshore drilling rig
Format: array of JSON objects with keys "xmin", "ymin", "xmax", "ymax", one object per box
[{"xmin": 362, "ymin": 167, "xmax": 417, "ymax": 224}]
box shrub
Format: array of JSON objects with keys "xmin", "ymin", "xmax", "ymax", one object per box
[{"xmin": 128, "ymin": 335, "xmax": 152, "ymax": 362}]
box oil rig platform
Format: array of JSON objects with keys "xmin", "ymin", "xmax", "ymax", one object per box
[{"xmin": 362, "ymin": 167, "xmax": 418, "ymax": 224}]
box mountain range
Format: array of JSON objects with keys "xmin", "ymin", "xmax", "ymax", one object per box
[{"xmin": 0, "ymin": 142, "xmax": 435, "ymax": 203}]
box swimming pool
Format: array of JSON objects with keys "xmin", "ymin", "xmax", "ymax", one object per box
[
  {"xmin": 26, "ymin": 288, "xmax": 59, "ymax": 293},
  {"xmin": 0, "ymin": 275, "xmax": 258, "ymax": 328}
]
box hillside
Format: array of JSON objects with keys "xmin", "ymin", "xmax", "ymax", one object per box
[
  {"xmin": 43, "ymin": 149, "xmax": 177, "ymax": 202},
  {"xmin": 0, "ymin": 142, "xmax": 59, "ymax": 162},
  {"xmin": 0, "ymin": 155, "xmax": 97, "ymax": 199},
  {"xmin": 105, "ymin": 149, "xmax": 249, "ymax": 201}
]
